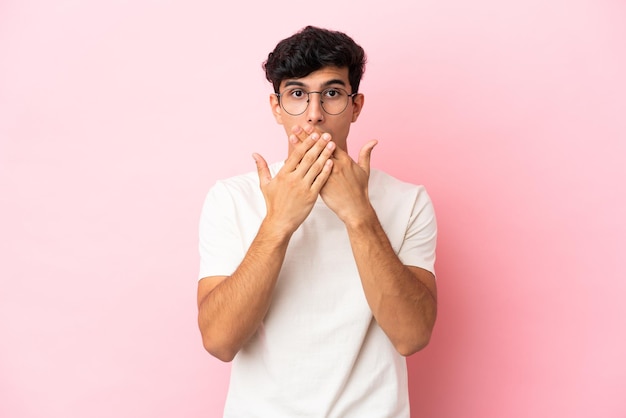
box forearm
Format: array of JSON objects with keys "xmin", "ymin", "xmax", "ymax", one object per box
[
  {"xmin": 199, "ymin": 134, "xmax": 337, "ymax": 361},
  {"xmin": 345, "ymin": 207, "xmax": 437, "ymax": 356},
  {"xmin": 198, "ymin": 220, "xmax": 291, "ymax": 362}
]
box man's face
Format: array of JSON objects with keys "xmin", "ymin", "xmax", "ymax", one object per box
[{"xmin": 269, "ymin": 66, "xmax": 364, "ymax": 153}]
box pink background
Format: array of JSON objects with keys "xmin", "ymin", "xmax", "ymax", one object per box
[{"xmin": 1, "ymin": 1, "xmax": 625, "ymax": 417}]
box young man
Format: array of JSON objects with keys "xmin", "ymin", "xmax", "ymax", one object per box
[{"xmin": 197, "ymin": 26, "xmax": 437, "ymax": 417}]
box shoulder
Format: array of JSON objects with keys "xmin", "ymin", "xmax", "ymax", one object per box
[
  {"xmin": 202, "ymin": 162, "xmax": 284, "ymax": 215},
  {"xmin": 210, "ymin": 161, "xmax": 284, "ymax": 197},
  {"xmin": 368, "ymin": 169, "xmax": 435, "ymax": 226},
  {"xmin": 369, "ymin": 169, "xmax": 430, "ymax": 202}
]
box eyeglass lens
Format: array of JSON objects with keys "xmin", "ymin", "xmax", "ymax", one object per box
[{"xmin": 279, "ymin": 88, "xmax": 352, "ymax": 116}]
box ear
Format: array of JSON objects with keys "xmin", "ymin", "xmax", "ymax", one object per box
[
  {"xmin": 269, "ymin": 93, "xmax": 284, "ymax": 125},
  {"xmin": 350, "ymin": 93, "xmax": 364, "ymax": 123}
]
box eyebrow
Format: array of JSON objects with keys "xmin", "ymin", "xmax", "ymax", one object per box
[{"xmin": 283, "ymin": 79, "xmax": 347, "ymax": 89}]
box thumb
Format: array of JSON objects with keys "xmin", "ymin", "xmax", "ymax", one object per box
[
  {"xmin": 253, "ymin": 153, "xmax": 271, "ymax": 186},
  {"xmin": 357, "ymin": 140, "xmax": 378, "ymax": 175}
]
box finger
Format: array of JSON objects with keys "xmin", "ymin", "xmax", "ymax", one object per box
[
  {"xmin": 303, "ymin": 140, "xmax": 335, "ymax": 184},
  {"xmin": 253, "ymin": 153, "xmax": 271, "ymax": 186},
  {"xmin": 287, "ymin": 131, "xmax": 333, "ymax": 175},
  {"xmin": 311, "ymin": 159, "xmax": 334, "ymax": 192},
  {"xmin": 290, "ymin": 125, "xmax": 308, "ymax": 143},
  {"xmin": 293, "ymin": 133, "xmax": 332, "ymax": 177},
  {"xmin": 357, "ymin": 140, "xmax": 378, "ymax": 175},
  {"xmin": 292, "ymin": 125, "xmax": 322, "ymax": 143},
  {"xmin": 284, "ymin": 132, "xmax": 320, "ymax": 171}
]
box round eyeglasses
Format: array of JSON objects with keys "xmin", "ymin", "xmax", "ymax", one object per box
[{"xmin": 275, "ymin": 87, "xmax": 357, "ymax": 116}]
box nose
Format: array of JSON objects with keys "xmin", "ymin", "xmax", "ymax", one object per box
[{"xmin": 306, "ymin": 92, "xmax": 324, "ymax": 124}]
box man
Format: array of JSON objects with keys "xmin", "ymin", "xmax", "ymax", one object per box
[{"xmin": 197, "ymin": 26, "xmax": 437, "ymax": 417}]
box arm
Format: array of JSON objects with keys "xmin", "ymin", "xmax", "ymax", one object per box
[
  {"xmin": 320, "ymin": 142, "xmax": 437, "ymax": 356},
  {"xmin": 344, "ymin": 212, "xmax": 437, "ymax": 356},
  {"xmin": 197, "ymin": 221, "xmax": 291, "ymax": 362},
  {"xmin": 197, "ymin": 133, "xmax": 336, "ymax": 362}
]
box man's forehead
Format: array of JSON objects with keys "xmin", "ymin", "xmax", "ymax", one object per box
[{"xmin": 280, "ymin": 67, "xmax": 349, "ymax": 89}]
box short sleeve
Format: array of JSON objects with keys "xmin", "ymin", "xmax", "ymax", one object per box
[
  {"xmin": 198, "ymin": 182, "xmax": 245, "ymax": 280},
  {"xmin": 397, "ymin": 187, "xmax": 438, "ymax": 276}
]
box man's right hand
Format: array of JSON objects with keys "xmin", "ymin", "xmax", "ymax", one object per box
[{"xmin": 253, "ymin": 131, "xmax": 335, "ymax": 235}]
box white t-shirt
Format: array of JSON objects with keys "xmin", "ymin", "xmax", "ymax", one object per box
[{"xmin": 199, "ymin": 162, "xmax": 437, "ymax": 417}]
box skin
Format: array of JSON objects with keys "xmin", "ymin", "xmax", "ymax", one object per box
[{"xmin": 197, "ymin": 66, "xmax": 437, "ymax": 362}]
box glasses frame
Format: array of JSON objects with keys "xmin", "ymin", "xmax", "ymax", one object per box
[{"xmin": 275, "ymin": 87, "xmax": 358, "ymax": 116}]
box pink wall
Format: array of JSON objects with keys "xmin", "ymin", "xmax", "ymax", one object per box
[{"xmin": 1, "ymin": 1, "xmax": 624, "ymax": 417}]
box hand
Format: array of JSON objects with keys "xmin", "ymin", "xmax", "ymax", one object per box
[
  {"xmin": 253, "ymin": 130, "xmax": 336, "ymax": 235},
  {"xmin": 288, "ymin": 124, "xmax": 378, "ymax": 225},
  {"xmin": 319, "ymin": 140, "xmax": 378, "ymax": 225}
]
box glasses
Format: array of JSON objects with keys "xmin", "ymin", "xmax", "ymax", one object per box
[{"xmin": 276, "ymin": 87, "xmax": 357, "ymax": 116}]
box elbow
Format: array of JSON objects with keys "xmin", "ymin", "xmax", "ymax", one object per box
[
  {"xmin": 208, "ymin": 348, "xmax": 237, "ymax": 363},
  {"xmin": 395, "ymin": 331, "xmax": 433, "ymax": 357},
  {"xmin": 198, "ymin": 318, "xmax": 239, "ymax": 362},
  {"xmin": 198, "ymin": 312, "xmax": 240, "ymax": 362},
  {"xmin": 397, "ymin": 305, "xmax": 437, "ymax": 356},
  {"xmin": 201, "ymin": 336, "xmax": 238, "ymax": 363},
  {"xmin": 394, "ymin": 316, "xmax": 436, "ymax": 357}
]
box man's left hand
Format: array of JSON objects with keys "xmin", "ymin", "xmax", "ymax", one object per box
[
  {"xmin": 290, "ymin": 124, "xmax": 378, "ymax": 224},
  {"xmin": 320, "ymin": 140, "xmax": 378, "ymax": 225}
]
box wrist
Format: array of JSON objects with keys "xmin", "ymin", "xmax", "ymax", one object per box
[
  {"xmin": 342, "ymin": 204, "xmax": 378, "ymax": 231},
  {"xmin": 258, "ymin": 216, "xmax": 297, "ymax": 244}
]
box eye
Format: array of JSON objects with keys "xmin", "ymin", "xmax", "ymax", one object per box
[
  {"xmin": 323, "ymin": 88, "xmax": 344, "ymax": 99},
  {"xmin": 288, "ymin": 88, "xmax": 307, "ymax": 99}
]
